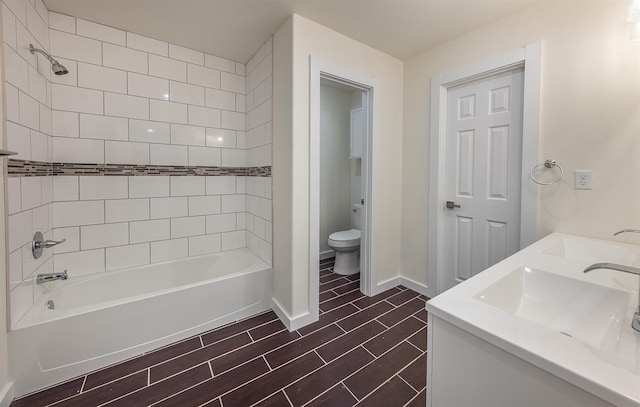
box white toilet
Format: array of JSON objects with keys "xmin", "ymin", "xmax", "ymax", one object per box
[{"xmin": 328, "ymin": 204, "xmax": 362, "ymax": 275}]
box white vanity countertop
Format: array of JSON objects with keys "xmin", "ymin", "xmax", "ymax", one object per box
[{"xmin": 426, "ymin": 233, "xmax": 640, "ymax": 407}]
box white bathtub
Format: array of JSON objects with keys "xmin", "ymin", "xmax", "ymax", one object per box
[{"xmin": 8, "ymin": 248, "xmax": 273, "ymax": 397}]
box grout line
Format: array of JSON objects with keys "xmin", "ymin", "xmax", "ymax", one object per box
[
  {"xmin": 79, "ymin": 375, "xmax": 87, "ymax": 393},
  {"xmin": 398, "ymin": 373, "xmax": 420, "ymax": 394},
  {"xmin": 403, "ymin": 389, "xmax": 424, "ymax": 407},
  {"xmin": 314, "ymin": 350, "xmax": 327, "ymax": 365},
  {"xmin": 406, "ymin": 339, "xmax": 425, "ymax": 354},
  {"xmin": 208, "ymin": 360, "xmax": 215, "ymax": 378},
  {"xmin": 343, "ymin": 381, "xmax": 361, "ymax": 403},
  {"xmin": 263, "ymin": 355, "xmax": 272, "ymax": 371},
  {"xmin": 146, "ymin": 374, "xmax": 214, "ymax": 407},
  {"xmin": 362, "ymin": 346, "xmax": 377, "ymax": 359},
  {"xmin": 282, "ymin": 390, "xmax": 294, "ymax": 407},
  {"xmin": 147, "ymin": 368, "xmax": 150, "ymax": 386}
]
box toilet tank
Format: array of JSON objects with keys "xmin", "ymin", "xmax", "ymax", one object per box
[{"xmin": 352, "ymin": 204, "xmax": 362, "ymax": 230}]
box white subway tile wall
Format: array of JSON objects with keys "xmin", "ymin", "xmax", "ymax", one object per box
[
  {"xmin": 244, "ymin": 39, "xmax": 273, "ymax": 262},
  {"xmin": 4, "ymin": 0, "xmax": 54, "ymax": 326},
  {"xmin": 4, "ymin": 3, "xmax": 273, "ymax": 327}
]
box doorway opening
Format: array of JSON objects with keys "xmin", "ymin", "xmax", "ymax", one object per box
[{"xmin": 310, "ymin": 59, "xmax": 375, "ymax": 323}]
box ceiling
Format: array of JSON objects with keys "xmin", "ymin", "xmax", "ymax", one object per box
[{"xmin": 43, "ymin": 0, "xmax": 541, "ymax": 63}]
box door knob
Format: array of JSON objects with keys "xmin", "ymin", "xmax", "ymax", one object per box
[{"xmin": 446, "ymin": 201, "xmax": 461, "ymax": 209}]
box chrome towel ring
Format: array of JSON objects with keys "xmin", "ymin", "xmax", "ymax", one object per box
[{"xmin": 530, "ymin": 159, "xmax": 563, "ymax": 186}]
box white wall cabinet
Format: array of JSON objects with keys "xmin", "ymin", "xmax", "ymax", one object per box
[{"xmin": 349, "ymin": 107, "xmax": 364, "ymax": 159}]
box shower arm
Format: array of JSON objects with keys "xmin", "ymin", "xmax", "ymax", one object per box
[{"xmin": 29, "ymin": 44, "xmax": 58, "ymax": 65}]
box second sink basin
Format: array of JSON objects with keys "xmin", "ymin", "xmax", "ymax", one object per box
[
  {"xmin": 543, "ymin": 236, "xmax": 640, "ymax": 265},
  {"xmin": 475, "ymin": 267, "xmax": 629, "ymax": 350}
]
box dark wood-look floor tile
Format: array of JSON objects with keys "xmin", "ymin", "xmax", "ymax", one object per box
[
  {"xmin": 249, "ymin": 319, "xmax": 286, "ymax": 341},
  {"xmin": 320, "ymin": 277, "xmax": 352, "ymax": 292},
  {"xmin": 200, "ymin": 398, "xmax": 222, "ymax": 407},
  {"xmin": 319, "ymin": 290, "xmax": 364, "ymax": 312},
  {"xmin": 320, "ymin": 273, "xmax": 344, "ymax": 284},
  {"xmin": 201, "ymin": 311, "xmax": 277, "ymax": 346},
  {"xmin": 306, "ymin": 384, "xmax": 357, "ymax": 407},
  {"xmin": 377, "ymin": 298, "xmax": 425, "ymax": 328},
  {"xmin": 222, "ymin": 352, "xmax": 323, "ymax": 407},
  {"xmin": 407, "ymin": 326, "xmax": 427, "ymax": 351},
  {"xmin": 337, "ymin": 301, "xmax": 394, "ymax": 332},
  {"xmin": 386, "ymin": 289, "xmax": 420, "ymax": 306},
  {"xmin": 10, "ymin": 377, "xmax": 84, "ymax": 407},
  {"xmin": 265, "ymin": 324, "xmax": 343, "ymax": 368},
  {"xmin": 84, "ymin": 337, "xmax": 202, "ymax": 390},
  {"xmin": 319, "ymin": 290, "xmax": 338, "ymax": 302},
  {"xmin": 351, "ymin": 287, "xmax": 402, "ymax": 309},
  {"xmin": 413, "ymin": 308, "xmax": 427, "ymax": 323},
  {"xmin": 332, "ymin": 280, "xmax": 360, "ymax": 295},
  {"xmin": 345, "ymin": 273, "xmax": 360, "ymax": 281},
  {"xmin": 399, "ymin": 353, "xmax": 427, "ymax": 391},
  {"xmin": 356, "ymin": 376, "xmax": 415, "ymax": 407},
  {"xmin": 153, "ymin": 358, "xmax": 269, "ymax": 407},
  {"xmin": 150, "ymin": 332, "xmax": 252, "ymax": 383},
  {"xmin": 52, "ymin": 371, "xmax": 147, "ymax": 407},
  {"xmin": 105, "ymin": 363, "xmax": 211, "ymax": 407},
  {"xmin": 320, "ymin": 265, "xmax": 335, "ymax": 273},
  {"xmin": 297, "ymin": 304, "xmax": 358, "ymax": 336},
  {"xmin": 284, "ymin": 347, "xmax": 373, "ymax": 407},
  {"xmin": 406, "ymin": 389, "xmax": 427, "ymax": 407},
  {"xmin": 320, "ymin": 257, "xmax": 335, "ymax": 265},
  {"xmin": 317, "ymin": 321, "xmax": 386, "ymax": 363},
  {"xmin": 212, "ymin": 330, "xmax": 300, "ymax": 374},
  {"xmin": 344, "ymin": 342, "xmax": 421, "ymax": 399},
  {"xmin": 253, "ymin": 391, "xmax": 292, "ymax": 407},
  {"xmin": 364, "ymin": 317, "xmax": 424, "ymax": 357}
]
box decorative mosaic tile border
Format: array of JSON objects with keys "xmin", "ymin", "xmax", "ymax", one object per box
[{"xmin": 8, "ymin": 159, "xmax": 272, "ymax": 178}]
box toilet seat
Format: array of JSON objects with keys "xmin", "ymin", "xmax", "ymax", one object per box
[{"xmin": 328, "ymin": 229, "xmax": 361, "ymax": 248}]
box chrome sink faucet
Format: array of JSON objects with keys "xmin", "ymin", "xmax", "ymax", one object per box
[{"xmin": 583, "ymin": 229, "xmax": 640, "ymax": 333}]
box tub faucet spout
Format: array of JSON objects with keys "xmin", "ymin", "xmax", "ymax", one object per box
[
  {"xmin": 37, "ymin": 270, "xmax": 68, "ymax": 284},
  {"xmin": 584, "ymin": 263, "xmax": 640, "ymax": 332}
]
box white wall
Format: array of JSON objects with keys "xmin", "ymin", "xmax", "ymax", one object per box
[
  {"xmin": 319, "ymin": 84, "xmax": 352, "ymax": 254},
  {"xmin": 273, "ymin": 14, "xmax": 403, "ymax": 321},
  {"xmin": 401, "ymin": 0, "xmax": 640, "ymax": 288}
]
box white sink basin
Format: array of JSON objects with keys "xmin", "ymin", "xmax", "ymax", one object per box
[
  {"xmin": 475, "ymin": 267, "xmax": 629, "ymax": 351},
  {"xmin": 543, "ymin": 236, "xmax": 640, "ymax": 265}
]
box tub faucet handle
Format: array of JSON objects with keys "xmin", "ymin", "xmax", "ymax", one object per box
[{"xmin": 32, "ymin": 231, "xmax": 66, "ymax": 259}]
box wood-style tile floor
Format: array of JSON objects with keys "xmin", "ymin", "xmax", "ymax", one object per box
[{"xmin": 12, "ymin": 258, "xmax": 428, "ymax": 407}]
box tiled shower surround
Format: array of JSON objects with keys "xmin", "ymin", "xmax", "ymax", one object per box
[{"xmin": 3, "ymin": 1, "xmax": 273, "ymax": 326}]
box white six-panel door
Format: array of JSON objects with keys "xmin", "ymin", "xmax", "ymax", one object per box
[{"xmin": 442, "ymin": 68, "xmax": 524, "ymax": 290}]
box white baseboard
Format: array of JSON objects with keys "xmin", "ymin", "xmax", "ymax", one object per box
[
  {"xmin": 399, "ymin": 276, "xmax": 430, "ymax": 297},
  {"xmin": 0, "ymin": 382, "xmax": 14, "ymax": 407},
  {"xmin": 271, "ymin": 298, "xmax": 318, "ymax": 332},
  {"xmin": 319, "ymin": 250, "xmax": 335, "ymax": 261}
]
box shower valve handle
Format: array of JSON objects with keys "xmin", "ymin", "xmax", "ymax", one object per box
[{"xmin": 32, "ymin": 231, "xmax": 66, "ymax": 259}]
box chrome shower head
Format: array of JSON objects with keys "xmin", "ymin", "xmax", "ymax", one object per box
[
  {"xmin": 29, "ymin": 43, "xmax": 68, "ymax": 75},
  {"xmin": 51, "ymin": 62, "xmax": 69, "ymax": 75}
]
